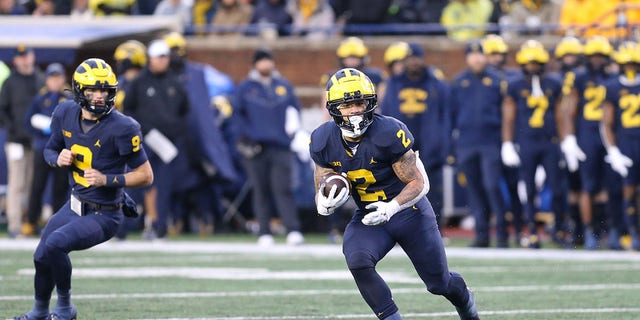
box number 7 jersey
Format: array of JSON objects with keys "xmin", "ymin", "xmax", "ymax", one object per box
[
  {"xmin": 310, "ymin": 114, "xmax": 415, "ymax": 211},
  {"xmin": 45, "ymin": 101, "xmax": 148, "ymax": 205},
  {"xmin": 506, "ymin": 74, "xmax": 562, "ymax": 142}
]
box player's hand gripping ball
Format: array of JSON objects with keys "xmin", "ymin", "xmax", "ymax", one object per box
[{"xmin": 316, "ymin": 172, "xmax": 351, "ymax": 216}]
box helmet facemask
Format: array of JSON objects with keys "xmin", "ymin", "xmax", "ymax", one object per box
[
  {"xmin": 72, "ymin": 58, "xmax": 118, "ymax": 117},
  {"xmin": 327, "ymin": 93, "xmax": 377, "ymax": 139},
  {"xmin": 325, "ymin": 68, "xmax": 377, "ymax": 139},
  {"xmin": 73, "ymin": 84, "xmax": 117, "ymax": 117}
]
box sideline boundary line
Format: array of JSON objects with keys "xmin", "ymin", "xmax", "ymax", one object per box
[{"xmin": 2, "ymin": 239, "xmax": 640, "ymax": 261}]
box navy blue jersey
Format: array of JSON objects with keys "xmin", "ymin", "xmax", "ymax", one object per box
[
  {"xmin": 567, "ymin": 69, "xmax": 615, "ymax": 133},
  {"xmin": 380, "ymin": 67, "xmax": 449, "ymax": 168},
  {"xmin": 310, "ymin": 114, "xmax": 414, "ymax": 211},
  {"xmin": 603, "ymin": 77, "xmax": 640, "ymax": 139},
  {"xmin": 44, "ymin": 101, "xmax": 148, "ymax": 205},
  {"xmin": 233, "ymin": 72, "xmax": 300, "ymax": 148},
  {"xmin": 506, "ymin": 74, "xmax": 562, "ymax": 142},
  {"xmin": 450, "ymin": 68, "xmax": 505, "ymax": 148}
]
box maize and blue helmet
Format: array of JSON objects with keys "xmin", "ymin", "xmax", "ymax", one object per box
[
  {"xmin": 72, "ymin": 58, "xmax": 118, "ymax": 116},
  {"xmin": 325, "ymin": 68, "xmax": 377, "ymax": 138}
]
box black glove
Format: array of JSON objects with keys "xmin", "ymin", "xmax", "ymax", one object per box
[{"xmin": 122, "ymin": 192, "xmax": 139, "ymax": 218}]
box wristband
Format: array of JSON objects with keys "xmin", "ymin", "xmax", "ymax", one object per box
[{"xmin": 105, "ymin": 174, "xmax": 125, "ymax": 187}]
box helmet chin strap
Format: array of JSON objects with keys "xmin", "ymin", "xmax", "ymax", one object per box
[
  {"xmin": 619, "ymin": 69, "xmax": 640, "ymax": 86},
  {"xmin": 341, "ymin": 115, "xmax": 367, "ymax": 138}
]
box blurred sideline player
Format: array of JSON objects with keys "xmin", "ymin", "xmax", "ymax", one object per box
[
  {"xmin": 384, "ymin": 41, "xmax": 410, "ymax": 77},
  {"xmin": 559, "ymin": 36, "xmax": 623, "ymax": 249},
  {"xmin": 450, "ymin": 41, "xmax": 508, "ymax": 247},
  {"xmin": 553, "ymin": 36, "xmax": 585, "ymax": 246},
  {"xmin": 601, "ymin": 41, "xmax": 640, "ymax": 250},
  {"xmin": 501, "ymin": 40, "xmax": 564, "ymax": 249},
  {"xmin": 112, "ymin": 39, "xmax": 151, "ymax": 240},
  {"xmin": 163, "ymin": 32, "xmax": 239, "ymax": 236},
  {"xmin": 113, "ymin": 40, "xmax": 147, "ymax": 112},
  {"xmin": 380, "ymin": 43, "xmax": 449, "ymax": 231},
  {"xmin": 482, "ymin": 34, "xmax": 524, "ymax": 241},
  {"xmin": 311, "ymin": 68, "xmax": 479, "ymax": 320},
  {"xmin": 14, "ymin": 58, "xmax": 153, "ymax": 320}
]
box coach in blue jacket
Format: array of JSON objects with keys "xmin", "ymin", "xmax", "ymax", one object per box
[
  {"xmin": 232, "ymin": 48, "xmax": 304, "ymax": 246},
  {"xmin": 380, "ymin": 43, "xmax": 450, "ymax": 229},
  {"xmin": 450, "ymin": 41, "xmax": 508, "ymax": 248}
]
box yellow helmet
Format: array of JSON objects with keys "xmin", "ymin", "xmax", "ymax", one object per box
[
  {"xmin": 336, "ymin": 37, "xmax": 368, "ymax": 59},
  {"xmin": 583, "ymin": 36, "xmax": 613, "ymax": 56},
  {"xmin": 325, "ymin": 68, "xmax": 377, "ymax": 137},
  {"xmin": 613, "ymin": 41, "xmax": 640, "ymax": 65},
  {"xmin": 114, "ymin": 40, "xmax": 147, "ymax": 70},
  {"xmin": 481, "ymin": 34, "xmax": 508, "ymax": 55},
  {"xmin": 72, "ymin": 58, "xmax": 118, "ymax": 116},
  {"xmin": 163, "ymin": 31, "xmax": 187, "ymax": 56},
  {"xmin": 554, "ymin": 36, "xmax": 583, "ymax": 58},
  {"xmin": 384, "ymin": 41, "xmax": 410, "ymax": 66},
  {"xmin": 515, "ymin": 40, "xmax": 549, "ymax": 65}
]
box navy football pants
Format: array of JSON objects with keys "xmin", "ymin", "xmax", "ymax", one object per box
[
  {"xmin": 519, "ymin": 141, "xmax": 565, "ymax": 234},
  {"xmin": 458, "ymin": 145, "xmax": 507, "ymax": 243},
  {"xmin": 32, "ymin": 201, "xmax": 122, "ymax": 301},
  {"xmin": 343, "ymin": 198, "xmax": 470, "ymax": 319}
]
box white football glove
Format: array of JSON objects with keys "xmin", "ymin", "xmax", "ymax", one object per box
[
  {"xmin": 362, "ymin": 200, "xmax": 400, "ymax": 226},
  {"xmin": 605, "ymin": 146, "xmax": 633, "ymax": 178},
  {"xmin": 501, "ymin": 141, "xmax": 521, "ymax": 167},
  {"xmin": 560, "ymin": 135, "xmax": 586, "ymax": 172},
  {"xmin": 316, "ymin": 184, "xmax": 349, "ymax": 216},
  {"xmin": 290, "ymin": 130, "xmax": 310, "ymax": 162}
]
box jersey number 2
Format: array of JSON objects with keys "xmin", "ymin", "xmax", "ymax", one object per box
[
  {"xmin": 346, "ymin": 169, "xmax": 387, "ymax": 202},
  {"xmin": 583, "ymin": 86, "xmax": 606, "ymax": 121},
  {"xmin": 620, "ymin": 94, "xmax": 640, "ymax": 128}
]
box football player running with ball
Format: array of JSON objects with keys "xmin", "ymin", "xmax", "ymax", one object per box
[
  {"xmin": 14, "ymin": 58, "xmax": 153, "ymax": 320},
  {"xmin": 310, "ymin": 68, "xmax": 479, "ymax": 320}
]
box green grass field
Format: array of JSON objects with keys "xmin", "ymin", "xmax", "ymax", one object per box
[{"xmin": 2, "ymin": 234, "xmax": 640, "ymax": 320}]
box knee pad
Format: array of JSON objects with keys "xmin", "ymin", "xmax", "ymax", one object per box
[
  {"xmin": 345, "ymin": 250, "xmax": 376, "ymax": 270},
  {"xmin": 426, "ymin": 272, "xmax": 451, "ymax": 296},
  {"xmin": 45, "ymin": 231, "xmax": 69, "ymax": 254}
]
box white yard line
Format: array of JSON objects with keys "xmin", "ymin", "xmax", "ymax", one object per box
[
  {"xmin": 3, "ymin": 283, "xmax": 640, "ymax": 301},
  {"xmin": 130, "ymin": 307, "xmax": 640, "ymax": 320},
  {"xmin": 3, "ymin": 238, "xmax": 640, "ymax": 261}
]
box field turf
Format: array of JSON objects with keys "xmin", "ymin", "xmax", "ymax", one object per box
[{"xmin": 2, "ymin": 234, "xmax": 640, "ymax": 319}]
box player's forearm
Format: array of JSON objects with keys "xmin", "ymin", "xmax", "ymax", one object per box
[
  {"xmin": 393, "ymin": 179, "xmax": 424, "ymax": 206},
  {"xmin": 44, "ymin": 148, "xmax": 60, "ymax": 167},
  {"xmin": 124, "ymin": 161, "xmax": 154, "ymax": 187},
  {"xmin": 560, "ymin": 91, "xmax": 578, "ymax": 138},
  {"xmin": 391, "ymin": 150, "xmax": 427, "ymax": 208},
  {"xmin": 313, "ymin": 164, "xmax": 335, "ymax": 193},
  {"xmin": 501, "ymin": 99, "xmax": 515, "ymax": 141}
]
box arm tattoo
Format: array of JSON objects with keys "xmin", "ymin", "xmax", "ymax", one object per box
[
  {"xmin": 313, "ymin": 164, "xmax": 336, "ymax": 192},
  {"xmin": 391, "ymin": 150, "xmax": 424, "ymax": 206}
]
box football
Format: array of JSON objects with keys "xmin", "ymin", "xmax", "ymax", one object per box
[{"xmin": 321, "ymin": 172, "xmax": 351, "ymax": 197}]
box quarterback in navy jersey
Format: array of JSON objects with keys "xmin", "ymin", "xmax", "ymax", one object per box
[
  {"xmin": 310, "ymin": 68, "xmax": 479, "ymax": 320},
  {"xmin": 602, "ymin": 41, "xmax": 640, "ymax": 249},
  {"xmin": 502, "ymin": 40, "xmax": 564, "ymax": 249},
  {"xmin": 15, "ymin": 58, "xmax": 153, "ymax": 320}
]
